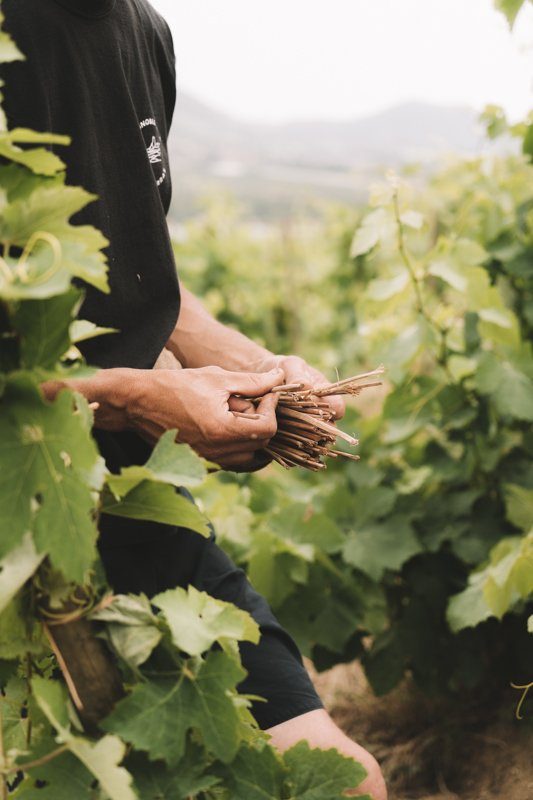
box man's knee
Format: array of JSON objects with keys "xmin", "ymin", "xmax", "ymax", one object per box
[
  {"xmin": 347, "ymin": 752, "xmax": 387, "ymax": 800},
  {"xmin": 266, "ymin": 709, "xmax": 387, "ymax": 800}
]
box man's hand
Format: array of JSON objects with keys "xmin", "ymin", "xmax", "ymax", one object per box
[
  {"xmin": 254, "ymin": 354, "xmax": 346, "ymax": 420},
  {"xmin": 42, "ymin": 366, "xmax": 284, "ymax": 470},
  {"xmin": 130, "ymin": 366, "xmax": 283, "ymax": 469}
]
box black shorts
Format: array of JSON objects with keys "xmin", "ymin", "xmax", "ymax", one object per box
[{"xmin": 97, "ymin": 490, "xmax": 323, "ymax": 730}]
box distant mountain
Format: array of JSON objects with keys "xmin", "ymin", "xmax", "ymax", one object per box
[{"xmin": 168, "ymin": 95, "xmax": 484, "ymax": 219}]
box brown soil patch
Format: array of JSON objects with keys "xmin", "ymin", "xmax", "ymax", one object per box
[{"xmin": 308, "ymin": 661, "xmax": 533, "ymax": 800}]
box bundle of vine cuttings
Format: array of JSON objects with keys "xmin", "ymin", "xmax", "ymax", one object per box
[{"xmin": 237, "ymin": 367, "xmax": 385, "ymax": 472}]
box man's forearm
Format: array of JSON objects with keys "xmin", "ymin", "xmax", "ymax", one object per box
[
  {"xmin": 163, "ymin": 284, "xmax": 347, "ymax": 417},
  {"xmin": 165, "ymin": 284, "xmax": 278, "ymax": 372},
  {"xmin": 42, "ymin": 368, "xmax": 145, "ymax": 431}
]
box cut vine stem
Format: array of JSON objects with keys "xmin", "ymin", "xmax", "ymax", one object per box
[{"xmin": 244, "ymin": 367, "xmax": 384, "ymax": 472}]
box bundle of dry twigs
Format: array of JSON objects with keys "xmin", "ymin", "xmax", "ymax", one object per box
[{"xmin": 239, "ymin": 367, "xmax": 385, "ymax": 471}]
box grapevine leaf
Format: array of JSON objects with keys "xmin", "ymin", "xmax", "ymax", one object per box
[
  {"xmin": 475, "ymin": 351, "xmax": 533, "ymax": 421},
  {"xmin": 0, "ymin": 185, "xmax": 96, "ymax": 244},
  {"xmin": 270, "ymin": 505, "xmax": 345, "ymax": 554},
  {"xmin": 101, "ymin": 480, "xmax": 210, "ymax": 537},
  {"xmin": 0, "ymin": 532, "xmax": 44, "ymax": 615},
  {"xmin": 1, "ymin": 677, "xmax": 30, "ymax": 756},
  {"xmin": 428, "ymin": 259, "xmax": 467, "ymax": 292},
  {"xmin": 60, "ymin": 232, "xmax": 110, "ymax": 294},
  {"xmin": 248, "ymin": 530, "xmax": 313, "ymax": 607},
  {"xmin": 1, "ymin": 130, "xmax": 69, "ymax": 147},
  {"xmin": 153, "ymin": 585, "xmax": 260, "ymax": 657},
  {"xmin": 494, "ymin": 0, "xmax": 531, "ymax": 27},
  {"xmin": 283, "ymin": 741, "xmax": 367, "ymax": 799},
  {"xmin": 13, "ymin": 747, "xmax": 97, "ymax": 799},
  {"xmin": 144, "ymin": 432, "xmax": 209, "ymax": 486},
  {"xmin": 0, "ymin": 378, "xmax": 105, "ymax": 582},
  {"xmin": 366, "ymin": 272, "xmax": 409, "ymax": 302},
  {"xmin": 0, "ymin": 252, "xmax": 72, "ymax": 301},
  {"xmin": 295, "ymin": 514, "xmax": 345, "ymax": 553},
  {"xmin": 0, "ymin": 185, "xmax": 109, "ymax": 294},
  {"xmin": 0, "ymin": 595, "xmax": 45, "ymax": 660},
  {"xmin": 220, "ymin": 741, "xmax": 285, "ymax": 799},
  {"xmin": 0, "ymin": 139, "xmax": 66, "ymax": 177},
  {"xmin": 480, "ymin": 104, "xmax": 508, "ymax": 138},
  {"xmin": 32, "ymin": 676, "xmax": 137, "ymax": 800},
  {"xmin": 13, "ymin": 289, "xmax": 82, "ymax": 370},
  {"xmin": 447, "ymin": 534, "xmax": 533, "ymax": 630},
  {"xmin": 106, "ymin": 431, "xmax": 207, "ymax": 498},
  {"xmin": 66, "ymin": 735, "xmax": 137, "ymax": 800},
  {"xmin": 0, "ymin": 660, "xmax": 17, "ymax": 686},
  {"xmin": 350, "ymin": 208, "xmax": 395, "ymax": 257},
  {"xmin": 400, "ymin": 209, "xmax": 424, "ymax": 229},
  {"xmin": 379, "ymin": 321, "xmax": 430, "ymax": 383},
  {"xmin": 30, "ymin": 676, "xmax": 70, "ymax": 729},
  {"xmin": 352, "ymin": 486, "xmax": 397, "ymax": 525},
  {"xmin": 103, "ymin": 651, "xmax": 246, "ymax": 765},
  {"xmin": 446, "ymin": 578, "xmax": 495, "ymax": 633},
  {"xmin": 343, "ymin": 516, "xmax": 421, "ymax": 581},
  {"xmin": 127, "ymin": 747, "xmax": 220, "ymax": 800},
  {"xmin": 504, "ymin": 484, "xmax": 533, "ymax": 531},
  {"xmin": 90, "ymin": 594, "xmax": 163, "ymax": 668},
  {"xmin": 0, "ymin": 13, "xmax": 24, "ymax": 64},
  {"xmin": 70, "ymin": 319, "xmax": 117, "ymax": 343},
  {"xmin": 0, "ymin": 164, "xmax": 48, "ymax": 202}
]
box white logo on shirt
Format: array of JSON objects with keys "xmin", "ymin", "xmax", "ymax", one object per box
[
  {"xmin": 139, "ymin": 117, "xmax": 167, "ymax": 188},
  {"xmin": 147, "ymin": 136, "xmax": 162, "ymax": 164}
]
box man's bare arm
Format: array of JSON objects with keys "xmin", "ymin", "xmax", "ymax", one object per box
[
  {"xmin": 42, "ymin": 364, "xmax": 284, "ymax": 469},
  {"xmin": 165, "ymin": 285, "xmax": 273, "ymax": 372},
  {"xmin": 166, "ymin": 283, "xmax": 345, "ymax": 419}
]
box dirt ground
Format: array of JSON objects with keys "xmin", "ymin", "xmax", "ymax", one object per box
[{"xmin": 309, "ymin": 661, "xmax": 533, "ymax": 800}]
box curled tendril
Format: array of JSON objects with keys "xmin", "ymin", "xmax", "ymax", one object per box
[
  {"xmin": 16, "ymin": 230, "xmax": 62, "ymax": 286},
  {"xmin": 511, "ymin": 681, "xmax": 533, "ymax": 720},
  {"xmin": 36, "ymin": 583, "xmax": 116, "ymax": 627}
]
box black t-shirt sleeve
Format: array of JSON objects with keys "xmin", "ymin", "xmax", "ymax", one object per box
[
  {"xmin": 160, "ymin": 19, "xmax": 177, "ymax": 134},
  {"xmin": 0, "ymin": 0, "xmax": 181, "ymax": 371}
]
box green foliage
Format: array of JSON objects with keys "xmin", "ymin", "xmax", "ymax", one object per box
[
  {"xmin": 0, "ymin": 379, "xmax": 104, "ymax": 581},
  {"xmin": 152, "ymin": 585, "xmax": 260, "ymax": 657},
  {"xmin": 448, "ymin": 483, "xmax": 533, "ymax": 630},
  {"xmin": 101, "ymin": 478, "xmax": 210, "ymax": 534},
  {"xmin": 103, "ymin": 650, "xmax": 248, "ymax": 765},
  {"xmin": 90, "ymin": 594, "xmax": 164, "ymax": 669},
  {"xmin": 183, "ymin": 106, "xmax": 533, "ymax": 695}
]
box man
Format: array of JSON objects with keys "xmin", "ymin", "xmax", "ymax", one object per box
[{"xmin": 2, "ymin": 1, "xmax": 386, "ymax": 796}]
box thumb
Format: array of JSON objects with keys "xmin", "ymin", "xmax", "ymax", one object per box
[{"xmin": 228, "ymin": 368, "xmax": 284, "ymax": 398}]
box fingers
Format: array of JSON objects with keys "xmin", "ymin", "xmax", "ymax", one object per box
[
  {"xmin": 228, "ymin": 396, "xmax": 257, "ymax": 414},
  {"xmin": 255, "ymin": 391, "xmax": 279, "ymax": 415},
  {"xmin": 216, "ymin": 452, "xmax": 256, "ymax": 467},
  {"xmin": 226, "ymin": 367, "xmax": 285, "ymax": 398},
  {"xmin": 225, "ymin": 404, "xmax": 278, "ymax": 442},
  {"xmin": 216, "ymin": 450, "xmax": 273, "ymax": 473},
  {"xmin": 327, "ymin": 394, "xmax": 346, "ymax": 420}
]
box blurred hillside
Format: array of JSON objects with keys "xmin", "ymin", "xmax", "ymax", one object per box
[{"xmin": 168, "ymin": 94, "xmax": 485, "ymax": 220}]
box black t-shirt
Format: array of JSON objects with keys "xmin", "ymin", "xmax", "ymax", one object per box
[{"xmin": 1, "ymin": 0, "xmax": 181, "ymax": 370}]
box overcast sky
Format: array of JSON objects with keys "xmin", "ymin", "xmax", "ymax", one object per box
[{"xmin": 149, "ymin": 0, "xmax": 532, "ymax": 124}]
